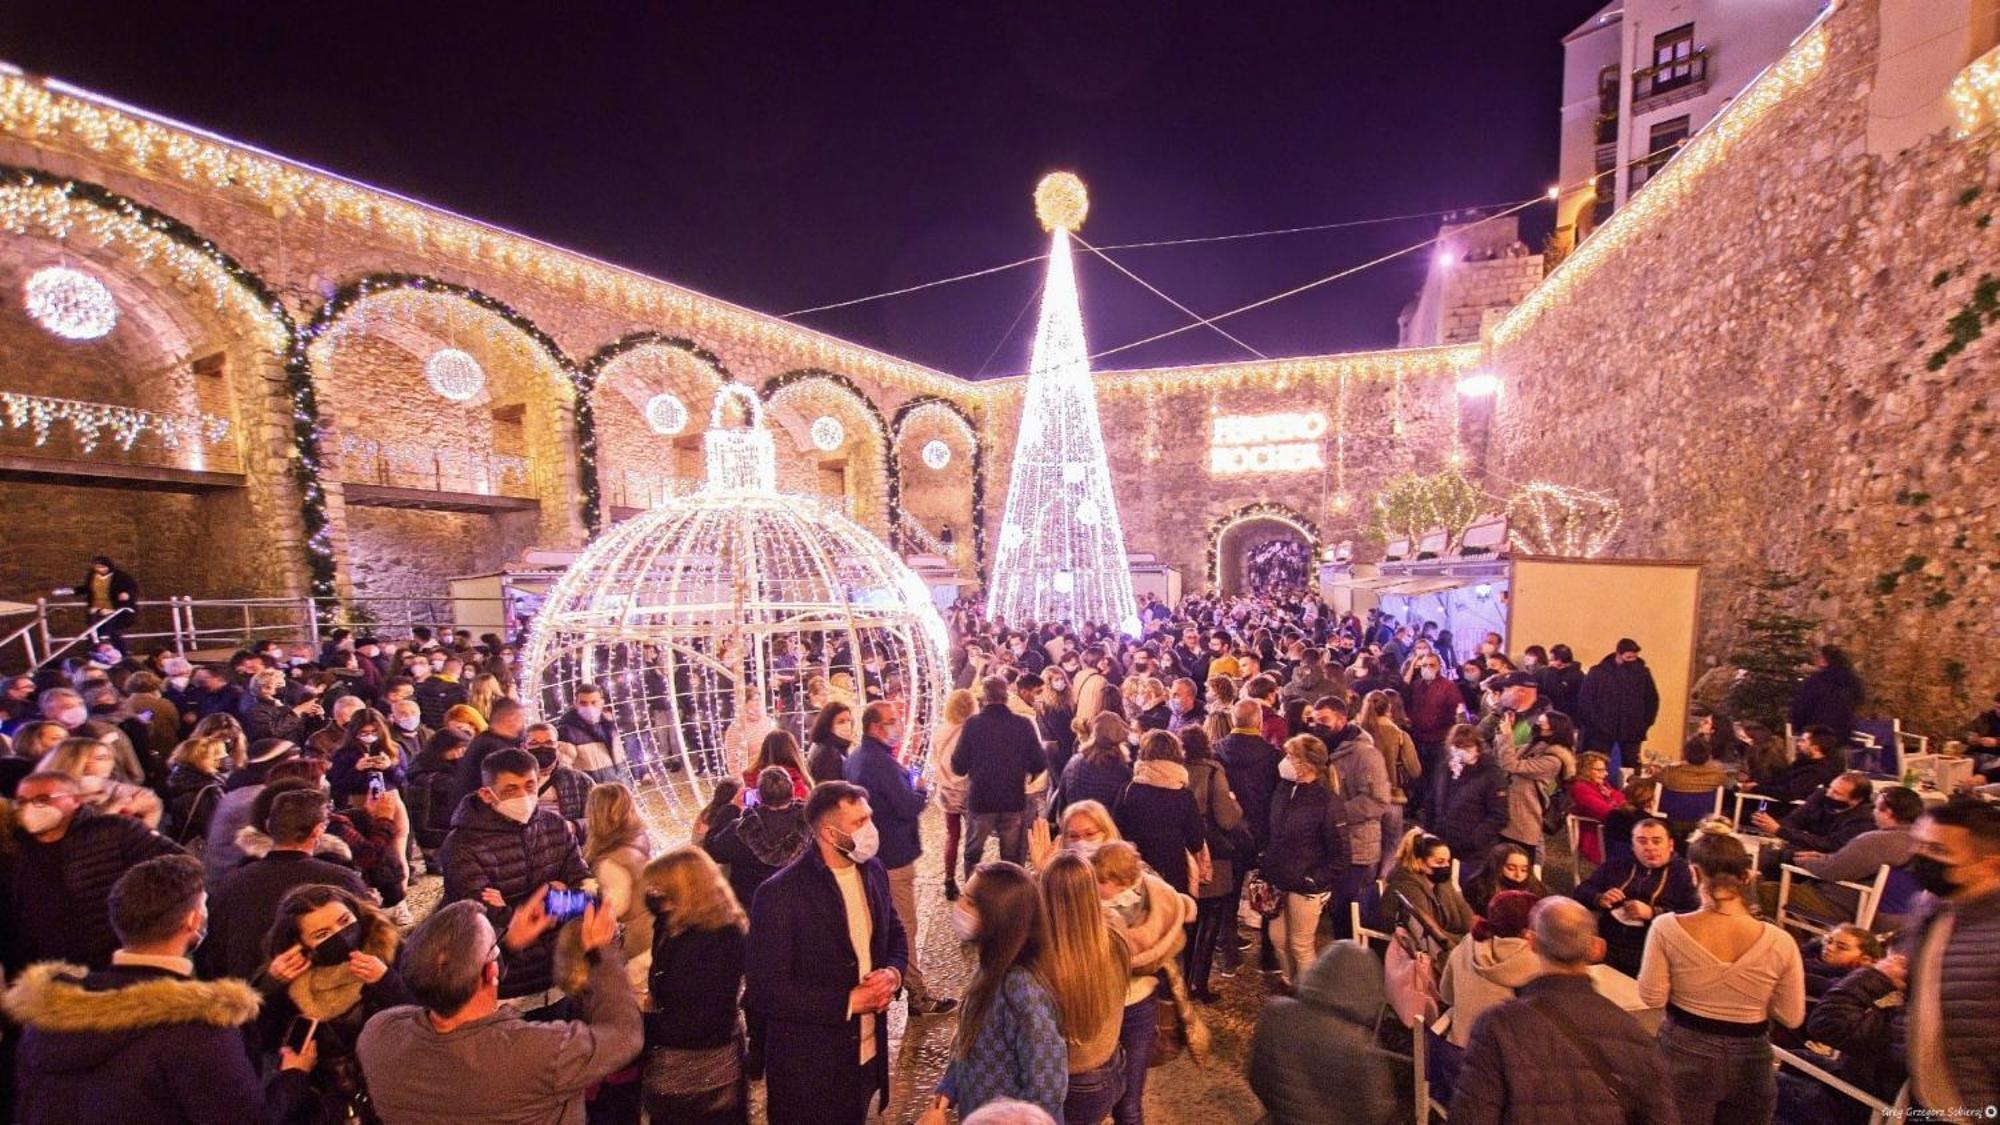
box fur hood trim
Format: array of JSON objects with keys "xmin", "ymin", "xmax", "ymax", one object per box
[
  {"xmin": 3, "ymin": 962, "xmax": 260, "ymax": 1032},
  {"xmin": 235, "ymin": 824, "xmax": 353, "ymax": 863}
]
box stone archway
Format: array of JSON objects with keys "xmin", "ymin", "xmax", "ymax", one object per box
[
  {"xmin": 761, "ymin": 370, "xmax": 892, "ymax": 539},
  {"xmin": 891, "ymin": 395, "xmax": 983, "ymax": 576},
  {"xmin": 582, "ymin": 334, "xmax": 731, "ymax": 519},
  {"xmin": 1208, "ymin": 503, "xmax": 1321, "ymax": 595}
]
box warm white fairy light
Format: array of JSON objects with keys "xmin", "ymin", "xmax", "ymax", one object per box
[
  {"xmin": 1035, "ymin": 172, "xmax": 1089, "ymax": 233},
  {"xmin": 424, "ymin": 348, "xmax": 486, "ymax": 402},
  {"xmin": 1506, "ymin": 482, "xmax": 1623, "ymax": 558},
  {"xmin": 1951, "ymin": 45, "xmax": 2000, "ymax": 138},
  {"xmin": 810, "ymin": 414, "xmax": 846, "ymax": 452},
  {"xmin": 644, "ymin": 392, "xmax": 689, "ymax": 436},
  {"xmin": 1456, "ymin": 371, "xmax": 1501, "ymax": 398},
  {"xmin": 520, "ymin": 380, "xmax": 949, "ymax": 842},
  {"xmin": 988, "ymin": 177, "xmax": 1140, "ymax": 634},
  {"xmin": 920, "ymin": 438, "xmax": 951, "ymax": 469},
  {"xmin": 23, "ymin": 265, "xmax": 117, "ymax": 340},
  {"xmin": 1, "ymin": 391, "xmax": 230, "ymax": 454}
]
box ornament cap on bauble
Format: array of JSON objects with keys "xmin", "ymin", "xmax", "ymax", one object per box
[{"xmin": 1035, "ymin": 172, "xmax": 1089, "ymax": 233}]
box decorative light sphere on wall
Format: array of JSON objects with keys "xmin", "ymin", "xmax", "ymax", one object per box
[
  {"xmin": 644, "ymin": 392, "xmax": 689, "ymax": 436},
  {"xmin": 1053, "ymin": 570, "xmax": 1075, "ymax": 594},
  {"xmin": 920, "ymin": 439, "xmax": 951, "ymax": 470},
  {"xmin": 24, "ymin": 266, "xmax": 118, "ymax": 341},
  {"xmin": 425, "ymin": 348, "xmax": 486, "ymax": 402},
  {"xmin": 810, "ymin": 415, "xmax": 846, "ymax": 452}
]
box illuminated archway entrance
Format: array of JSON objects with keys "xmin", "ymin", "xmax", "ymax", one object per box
[{"xmin": 1208, "ymin": 503, "xmax": 1320, "ymax": 596}]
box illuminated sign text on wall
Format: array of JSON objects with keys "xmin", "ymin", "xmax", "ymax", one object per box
[{"xmin": 1208, "ymin": 411, "xmax": 1327, "ymax": 475}]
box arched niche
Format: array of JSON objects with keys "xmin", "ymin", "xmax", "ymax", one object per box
[
  {"xmin": 1208, "ymin": 503, "xmax": 1322, "ymax": 594},
  {"xmin": 582, "ymin": 334, "xmax": 731, "ymax": 520},
  {"xmin": 761, "ymin": 369, "xmax": 892, "ymax": 538},
  {"xmin": 892, "ymin": 395, "xmax": 982, "ymax": 575}
]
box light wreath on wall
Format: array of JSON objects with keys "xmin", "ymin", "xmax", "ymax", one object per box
[
  {"xmin": 644, "ymin": 393, "xmax": 689, "ymax": 436},
  {"xmin": 23, "ymin": 264, "xmax": 117, "ymax": 340},
  {"xmin": 892, "ymin": 394, "xmax": 986, "ymax": 578},
  {"xmin": 987, "ymin": 174, "xmax": 1140, "ymax": 633},
  {"xmin": 423, "ymin": 347, "xmax": 486, "ymax": 402},
  {"xmin": 518, "ymin": 381, "xmax": 950, "ymax": 843},
  {"xmin": 921, "ymin": 439, "xmax": 950, "ymax": 470},
  {"xmin": 1505, "ymin": 482, "xmax": 1623, "ymax": 558},
  {"xmin": 810, "ymin": 414, "xmax": 846, "ymax": 452},
  {"xmin": 1206, "ymin": 502, "xmax": 1321, "ymax": 591},
  {"xmin": 581, "ymin": 333, "xmax": 736, "ymax": 528},
  {"xmin": 0, "ymin": 165, "xmax": 336, "ymax": 603},
  {"xmin": 306, "ymin": 273, "xmax": 585, "ymax": 528},
  {"xmin": 1, "ymin": 391, "xmax": 231, "ymax": 453},
  {"xmin": 761, "ymin": 368, "xmax": 896, "ymax": 542}
]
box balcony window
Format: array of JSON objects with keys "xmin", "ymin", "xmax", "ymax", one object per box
[
  {"xmin": 1653, "ymin": 24, "xmax": 1696, "ymax": 88},
  {"xmin": 1631, "ymin": 116, "xmax": 1690, "ymax": 190}
]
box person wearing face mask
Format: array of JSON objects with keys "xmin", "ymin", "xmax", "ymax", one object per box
[
  {"xmin": 118, "ymin": 671, "xmax": 183, "ymax": 765},
  {"xmin": 439, "ymin": 747, "xmax": 590, "ymax": 999},
  {"xmin": 201, "ymin": 785, "xmax": 369, "ymax": 979},
  {"xmin": 1435, "ymin": 724, "xmax": 1511, "ymax": 873},
  {"xmin": 1263, "ymin": 735, "xmax": 1351, "ymax": 990},
  {"xmin": 6, "ymin": 854, "xmax": 318, "ymax": 1124},
  {"xmin": 405, "ymin": 728, "xmax": 470, "ymax": 868},
  {"xmin": 38, "ymin": 734, "xmax": 164, "ymax": 828},
  {"xmin": 1382, "ymin": 829, "xmax": 1475, "ymax": 939},
  {"xmin": 639, "ymin": 845, "xmax": 749, "ymax": 1124},
  {"xmin": 386, "ymin": 696, "xmax": 429, "ymax": 763},
  {"xmin": 1874, "ymin": 799, "xmax": 2000, "ymax": 1118},
  {"xmin": 1404, "ymin": 653, "xmax": 1464, "ymax": 821},
  {"xmin": 918, "ymin": 862, "xmax": 1066, "ymax": 1125},
  {"xmin": 525, "ymin": 722, "xmax": 592, "ymax": 843},
  {"xmin": 326, "ymin": 708, "xmax": 409, "ymax": 799},
  {"xmin": 411, "ymin": 656, "xmax": 469, "ymax": 732},
  {"xmin": 1577, "ymin": 639, "xmax": 1660, "ymax": 785},
  {"xmin": 807, "ymin": 701, "xmax": 858, "ymax": 785},
  {"xmin": 452, "ymin": 698, "xmax": 527, "ymax": 806},
  {"xmin": 743, "ymin": 781, "xmax": 909, "ymax": 1125},
  {"xmin": 1750, "ymin": 769, "xmax": 1878, "ymax": 862},
  {"xmin": 5, "ymin": 770, "xmax": 183, "ymax": 973},
  {"xmin": 255, "ymin": 884, "xmax": 405, "ymax": 1121},
  {"xmin": 555, "ymin": 683, "xmax": 619, "ymax": 783},
  {"xmin": 932, "ymin": 690, "xmax": 977, "ymax": 900},
  {"xmin": 846, "ymin": 701, "xmax": 957, "ymax": 1016},
  {"xmin": 245, "ymin": 667, "xmax": 323, "ymax": 748}
]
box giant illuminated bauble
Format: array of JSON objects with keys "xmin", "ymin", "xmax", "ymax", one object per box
[
  {"xmin": 521, "ymin": 385, "xmax": 950, "ymax": 841},
  {"xmin": 24, "ymin": 266, "xmax": 117, "ymax": 340},
  {"xmin": 424, "ymin": 348, "xmax": 486, "ymax": 402}
]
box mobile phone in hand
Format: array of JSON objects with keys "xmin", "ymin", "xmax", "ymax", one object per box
[
  {"xmin": 284, "ymin": 1015, "xmax": 318, "ymax": 1053},
  {"xmin": 367, "ymin": 774, "xmax": 385, "ymax": 800},
  {"xmin": 545, "ymin": 887, "xmax": 600, "ymax": 924}
]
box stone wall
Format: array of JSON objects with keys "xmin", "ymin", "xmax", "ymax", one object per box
[
  {"xmin": 343, "ymin": 506, "xmax": 542, "ymax": 609},
  {"xmin": 1485, "ymin": 0, "xmax": 2000, "ymax": 734}
]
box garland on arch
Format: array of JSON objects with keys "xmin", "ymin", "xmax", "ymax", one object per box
[
  {"xmin": 302, "ymin": 274, "xmax": 589, "ymax": 529},
  {"xmin": 892, "ymin": 394, "xmax": 986, "ymax": 580},
  {"xmin": 761, "ymin": 368, "xmax": 896, "ymax": 544},
  {"xmin": 1206, "ymin": 502, "xmax": 1322, "ymax": 591},
  {"xmin": 0, "ymin": 164, "xmax": 338, "ymax": 604}
]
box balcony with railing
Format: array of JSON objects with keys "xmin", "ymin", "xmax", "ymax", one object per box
[
  {"xmin": 335, "ymin": 434, "xmax": 538, "ymax": 511},
  {"xmin": 1632, "ymin": 47, "xmax": 1710, "ymax": 113},
  {"xmin": 0, "ymin": 390, "xmax": 243, "ymax": 487}
]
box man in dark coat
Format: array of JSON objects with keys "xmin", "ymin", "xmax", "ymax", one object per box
[
  {"xmin": 1216, "ymin": 699, "xmax": 1282, "ymax": 855},
  {"xmin": 440, "ymin": 747, "xmax": 589, "ymax": 998},
  {"xmin": 199, "ymin": 788, "xmax": 369, "ymax": 980},
  {"xmin": 3, "ymin": 855, "xmax": 313, "ymax": 1125},
  {"xmin": 744, "ymin": 782, "xmax": 909, "ymax": 1125},
  {"xmin": 5, "ymin": 771, "xmax": 183, "ymax": 973},
  {"xmin": 951, "ymin": 676, "xmax": 1045, "ymax": 876},
  {"xmin": 1743, "ymin": 725, "xmax": 1847, "ymax": 806},
  {"xmin": 1573, "ymin": 817, "xmax": 1698, "ymax": 975},
  {"xmin": 1534, "ymin": 644, "xmax": 1586, "ymax": 719},
  {"xmin": 1248, "ymin": 940, "xmax": 1408, "ymax": 1125},
  {"xmin": 1577, "ymin": 639, "xmax": 1660, "ymax": 782},
  {"xmin": 410, "ymin": 662, "xmax": 467, "ymax": 732},
  {"xmin": 454, "ymin": 698, "xmax": 527, "ymax": 805},
  {"xmin": 1789, "ymin": 644, "xmax": 1865, "ymax": 745},
  {"xmin": 1886, "ymin": 798, "xmax": 2000, "ymax": 1116},
  {"xmin": 1448, "ymin": 896, "xmax": 1677, "ymax": 1125},
  {"xmin": 1747, "ymin": 768, "xmax": 1876, "ymax": 854},
  {"xmin": 844, "ymin": 701, "xmax": 954, "ymax": 1015},
  {"xmin": 554, "ymin": 683, "xmax": 620, "ymax": 782}
]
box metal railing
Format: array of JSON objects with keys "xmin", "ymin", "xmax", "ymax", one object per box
[
  {"xmin": 1633, "ymin": 47, "xmax": 1709, "ymax": 106},
  {"xmin": 1, "ymin": 593, "xmax": 516, "ymax": 672}
]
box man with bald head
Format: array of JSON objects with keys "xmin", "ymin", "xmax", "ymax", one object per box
[{"xmin": 1448, "ymin": 896, "xmax": 1677, "ymax": 1125}]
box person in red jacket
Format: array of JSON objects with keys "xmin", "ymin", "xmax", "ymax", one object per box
[
  {"xmin": 1567, "ymin": 752, "xmax": 1622, "ymax": 865},
  {"xmin": 1404, "ymin": 650, "xmax": 1465, "ymax": 821}
]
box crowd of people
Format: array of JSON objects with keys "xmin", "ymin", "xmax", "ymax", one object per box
[{"xmin": 0, "ymin": 580, "xmax": 1996, "ymax": 1124}]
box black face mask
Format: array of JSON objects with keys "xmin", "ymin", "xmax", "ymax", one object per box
[
  {"xmin": 1428, "ymin": 867, "xmax": 1453, "ymax": 885},
  {"xmin": 309, "ymin": 921, "xmax": 359, "ymax": 967},
  {"xmin": 1906, "ymin": 855, "xmax": 1959, "ymax": 898},
  {"xmin": 529, "ymin": 746, "xmax": 557, "ymax": 771}
]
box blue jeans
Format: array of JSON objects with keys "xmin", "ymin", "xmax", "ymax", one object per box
[
  {"xmin": 1114, "ymin": 989, "xmax": 1159, "ymax": 1125},
  {"xmin": 963, "ymin": 810, "xmax": 1028, "ymax": 877},
  {"xmin": 1657, "ymin": 1019, "xmax": 1776, "ymax": 1125},
  {"xmin": 1063, "ymin": 1048, "xmax": 1127, "ymax": 1125}
]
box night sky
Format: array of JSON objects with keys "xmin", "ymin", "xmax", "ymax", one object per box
[{"xmin": 1, "ymin": 2, "xmax": 1607, "ymax": 376}]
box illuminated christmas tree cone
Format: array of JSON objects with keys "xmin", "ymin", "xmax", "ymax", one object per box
[
  {"xmin": 986, "ymin": 173, "xmax": 1141, "ymax": 635},
  {"xmin": 520, "ymin": 383, "xmax": 951, "ymax": 842}
]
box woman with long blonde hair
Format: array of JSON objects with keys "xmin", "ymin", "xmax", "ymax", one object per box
[
  {"xmin": 585, "ymin": 783, "xmax": 655, "ymax": 998},
  {"xmin": 1061, "ymin": 711, "xmax": 1133, "ymax": 812},
  {"xmin": 465, "ymin": 673, "xmax": 504, "ymax": 720},
  {"xmin": 1041, "ymin": 851, "xmax": 1131, "ymax": 1124},
  {"xmin": 640, "ymin": 846, "xmax": 749, "ymax": 1125},
  {"xmin": 190, "ymin": 711, "xmax": 248, "ymax": 773},
  {"xmin": 39, "ymin": 735, "xmax": 163, "ymax": 828},
  {"xmin": 933, "ymin": 687, "xmax": 978, "ymax": 901}
]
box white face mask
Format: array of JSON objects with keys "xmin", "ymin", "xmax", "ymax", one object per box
[
  {"xmin": 18, "ymin": 804, "xmax": 64, "ymax": 834},
  {"xmin": 494, "ymin": 795, "xmax": 536, "ymax": 824},
  {"xmin": 57, "ymin": 706, "xmax": 87, "ymax": 729},
  {"xmin": 575, "ymin": 704, "xmax": 602, "ymax": 724},
  {"xmin": 167, "ymin": 675, "xmax": 190, "ymax": 691},
  {"xmin": 1278, "ymin": 757, "xmax": 1301, "ymax": 783},
  {"xmin": 77, "ymin": 774, "xmax": 108, "ymax": 794},
  {"xmin": 393, "ymin": 714, "xmax": 421, "ymax": 732},
  {"xmin": 1067, "ymin": 838, "xmax": 1104, "ymax": 860},
  {"xmin": 832, "ymin": 821, "xmax": 880, "ymax": 865},
  {"xmin": 1111, "ymin": 883, "xmax": 1144, "ymax": 912},
  {"xmin": 357, "ymin": 733, "xmax": 380, "ymax": 745},
  {"xmin": 1420, "ymin": 667, "xmax": 1438, "ymax": 680},
  {"xmin": 951, "ymin": 903, "xmax": 980, "ymax": 942}
]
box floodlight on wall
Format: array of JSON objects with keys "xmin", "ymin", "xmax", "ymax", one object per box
[
  {"xmin": 810, "ymin": 415, "xmax": 846, "ymax": 452},
  {"xmin": 1434, "ymin": 250, "xmax": 1456, "ymax": 269},
  {"xmin": 24, "ymin": 265, "xmax": 117, "ymax": 341},
  {"xmin": 644, "ymin": 392, "xmax": 689, "ymax": 436},
  {"xmin": 1546, "ymin": 185, "xmax": 1561, "ymax": 200},
  {"xmin": 424, "ymin": 348, "xmax": 486, "ymax": 402},
  {"xmin": 920, "ymin": 438, "xmax": 951, "ymax": 470},
  {"xmin": 1456, "ymin": 371, "xmax": 1501, "ymax": 398}
]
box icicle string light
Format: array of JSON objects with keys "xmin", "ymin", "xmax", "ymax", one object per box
[{"xmin": 0, "ymin": 391, "xmax": 230, "ymax": 453}]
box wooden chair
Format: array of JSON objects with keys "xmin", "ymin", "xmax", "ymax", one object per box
[{"xmin": 1566, "ymin": 813, "xmax": 1604, "ymax": 880}]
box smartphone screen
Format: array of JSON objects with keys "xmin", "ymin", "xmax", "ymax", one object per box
[{"xmin": 284, "ymin": 1016, "xmax": 317, "ymax": 1053}]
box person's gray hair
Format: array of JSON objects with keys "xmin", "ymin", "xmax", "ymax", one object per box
[
  {"xmin": 1230, "ymin": 699, "xmax": 1262, "ymax": 729},
  {"xmin": 1529, "ymin": 895, "xmax": 1598, "ymax": 968},
  {"xmin": 962, "ymin": 1099, "xmax": 1057, "ymax": 1125},
  {"xmin": 401, "ymin": 901, "xmax": 494, "ymax": 1015},
  {"xmin": 980, "ymin": 675, "xmax": 1011, "ymax": 706}
]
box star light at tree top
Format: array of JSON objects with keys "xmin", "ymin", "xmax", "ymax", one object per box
[{"xmin": 987, "ymin": 174, "xmax": 1140, "ymax": 634}]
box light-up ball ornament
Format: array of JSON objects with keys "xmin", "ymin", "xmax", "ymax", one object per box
[
  {"xmin": 1456, "ymin": 371, "xmax": 1501, "ymax": 398},
  {"xmin": 1053, "ymin": 571, "xmax": 1075, "ymax": 594},
  {"xmin": 1001, "ymin": 524, "xmax": 1026, "ymax": 551},
  {"xmin": 644, "ymin": 393, "xmax": 689, "ymax": 436},
  {"xmin": 1035, "ymin": 172, "xmax": 1089, "ymax": 233},
  {"xmin": 24, "ymin": 266, "xmax": 118, "ymax": 341},
  {"xmin": 1077, "ymin": 499, "xmax": 1101, "ymax": 526},
  {"xmin": 810, "ymin": 415, "xmax": 846, "ymax": 452},
  {"xmin": 425, "ymin": 348, "xmax": 486, "ymax": 402},
  {"xmin": 1062, "ymin": 462, "xmax": 1086, "ymax": 485},
  {"xmin": 920, "ymin": 439, "xmax": 951, "ymax": 470}
]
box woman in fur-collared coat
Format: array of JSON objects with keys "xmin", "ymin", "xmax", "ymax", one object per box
[{"xmin": 252, "ymin": 885, "xmax": 409, "ymax": 1124}]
